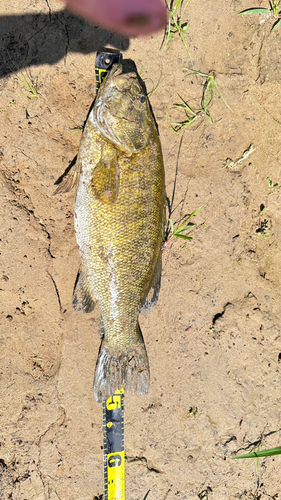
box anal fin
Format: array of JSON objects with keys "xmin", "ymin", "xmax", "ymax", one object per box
[{"xmin": 73, "ymin": 270, "xmax": 95, "ymax": 313}]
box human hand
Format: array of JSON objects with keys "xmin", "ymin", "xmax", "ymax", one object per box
[{"xmin": 64, "ymin": 0, "xmax": 167, "ymax": 37}]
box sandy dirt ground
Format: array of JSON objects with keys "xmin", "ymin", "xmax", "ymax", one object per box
[{"xmin": 1, "ymin": 0, "xmax": 281, "ymax": 498}]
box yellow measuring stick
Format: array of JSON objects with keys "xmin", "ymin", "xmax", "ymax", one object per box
[
  {"xmin": 95, "ymin": 50, "xmax": 124, "ymax": 500},
  {"xmin": 103, "ymin": 388, "xmax": 125, "ymax": 500}
]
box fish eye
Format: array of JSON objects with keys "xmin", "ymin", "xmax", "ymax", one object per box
[{"xmin": 139, "ymin": 95, "xmax": 146, "ymax": 103}]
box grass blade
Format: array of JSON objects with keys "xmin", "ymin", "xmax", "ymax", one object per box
[
  {"xmin": 174, "ymin": 234, "xmax": 193, "ymax": 240},
  {"xmin": 177, "ymin": 224, "xmax": 196, "ymax": 233},
  {"xmin": 233, "ymin": 446, "xmax": 281, "ymax": 459},
  {"xmin": 176, "ymin": 206, "xmax": 202, "ymax": 233},
  {"xmin": 165, "ymin": 205, "xmax": 202, "ymax": 247},
  {"xmin": 239, "ymin": 8, "xmax": 271, "ymax": 15},
  {"xmin": 169, "ymin": 218, "xmax": 175, "ymax": 234},
  {"xmin": 184, "ymin": 68, "xmax": 209, "ymax": 78},
  {"xmin": 184, "ymin": 205, "xmax": 202, "ymax": 220},
  {"xmin": 272, "ymin": 18, "xmax": 281, "ymax": 30}
]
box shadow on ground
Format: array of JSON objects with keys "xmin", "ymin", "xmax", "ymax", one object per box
[{"xmin": 0, "ymin": 9, "xmax": 129, "ymax": 78}]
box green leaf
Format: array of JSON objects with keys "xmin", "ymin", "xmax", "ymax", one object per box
[
  {"xmin": 191, "ymin": 206, "xmax": 202, "ymax": 216},
  {"xmin": 174, "ymin": 233, "xmax": 193, "ymax": 240},
  {"xmin": 178, "ymin": 96, "xmax": 197, "ymax": 114},
  {"xmin": 271, "ymin": 0, "xmax": 279, "ymax": 16},
  {"xmin": 169, "ymin": 218, "xmax": 175, "ymax": 234},
  {"xmin": 177, "ymin": 224, "xmax": 196, "ymax": 234},
  {"xmin": 184, "ymin": 68, "xmax": 209, "ymax": 78},
  {"xmin": 272, "ymin": 18, "xmax": 281, "ymax": 30},
  {"xmin": 232, "ymin": 446, "xmax": 281, "ymax": 459},
  {"xmin": 239, "ymin": 8, "xmax": 271, "ymax": 15},
  {"xmin": 167, "ymin": 32, "xmax": 175, "ymax": 40},
  {"xmin": 205, "ymin": 111, "xmax": 213, "ymax": 124},
  {"xmin": 174, "ymin": 0, "xmax": 182, "ymax": 10},
  {"xmin": 175, "ymin": 208, "xmax": 201, "ymax": 233},
  {"xmin": 183, "ymin": 206, "xmax": 202, "ymax": 222}
]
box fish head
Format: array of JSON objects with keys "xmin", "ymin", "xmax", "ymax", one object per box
[{"xmin": 94, "ymin": 64, "xmax": 151, "ymax": 156}]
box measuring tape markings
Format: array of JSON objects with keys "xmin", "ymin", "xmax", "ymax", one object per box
[
  {"xmin": 95, "ymin": 68, "xmax": 109, "ymax": 90},
  {"xmin": 103, "ymin": 389, "xmax": 125, "ymax": 500}
]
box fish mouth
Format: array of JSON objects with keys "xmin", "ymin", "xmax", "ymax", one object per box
[
  {"xmin": 108, "ymin": 63, "xmax": 123, "ymax": 78},
  {"xmin": 100, "ymin": 62, "xmax": 140, "ymax": 92},
  {"xmin": 101, "ymin": 62, "xmax": 123, "ymax": 86}
]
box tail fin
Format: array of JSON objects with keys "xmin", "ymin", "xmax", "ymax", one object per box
[{"xmin": 93, "ymin": 328, "xmax": 150, "ymax": 402}]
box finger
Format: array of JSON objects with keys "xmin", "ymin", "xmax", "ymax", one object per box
[{"xmin": 64, "ymin": 0, "xmax": 167, "ymax": 37}]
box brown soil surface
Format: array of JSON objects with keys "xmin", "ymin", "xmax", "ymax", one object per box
[{"xmin": 1, "ymin": 1, "xmax": 281, "ymax": 499}]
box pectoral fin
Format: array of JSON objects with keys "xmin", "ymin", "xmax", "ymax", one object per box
[
  {"xmin": 91, "ymin": 150, "xmax": 119, "ymax": 204},
  {"xmin": 53, "ymin": 155, "xmax": 81, "ymax": 195},
  {"xmin": 73, "ymin": 270, "xmax": 95, "ymax": 313}
]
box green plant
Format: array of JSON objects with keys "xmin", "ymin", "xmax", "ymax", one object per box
[
  {"xmin": 139, "ymin": 67, "xmax": 161, "ymax": 98},
  {"xmin": 267, "ymin": 177, "xmax": 277, "ymax": 188},
  {"xmin": 7, "ymin": 52, "xmax": 38, "ymax": 98},
  {"xmin": 147, "ymin": 75, "xmax": 162, "ymax": 98},
  {"xmin": 141, "ymin": 74, "xmax": 162, "ymax": 98},
  {"xmin": 166, "ymin": 96, "xmax": 206, "ymax": 132},
  {"xmin": 162, "ymin": 0, "xmax": 192, "ymax": 60},
  {"xmin": 167, "ymin": 70, "xmax": 230, "ymax": 133},
  {"xmin": 186, "ymin": 69, "xmax": 231, "ymax": 110},
  {"xmin": 18, "ymin": 71, "xmax": 38, "ymax": 98},
  {"xmin": 266, "ymin": 176, "xmax": 280, "ymax": 194},
  {"xmin": 164, "ymin": 206, "xmax": 202, "ymax": 248},
  {"xmin": 68, "ymin": 126, "xmax": 83, "ymax": 133},
  {"xmin": 239, "ymin": 0, "xmax": 281, "ymax": 31},
  {"xmin": 233, "ymin": 445, "xmax": 281, "ymax": 459}
]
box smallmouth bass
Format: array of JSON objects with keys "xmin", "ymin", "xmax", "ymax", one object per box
[{"xmin": 56, "ymin": 64, "xmax": 165, "ymax": 401}]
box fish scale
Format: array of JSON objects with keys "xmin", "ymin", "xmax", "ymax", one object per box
[{"xmin": 77, "ymin": 153, "xmax": 162, "ymax": 344}]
